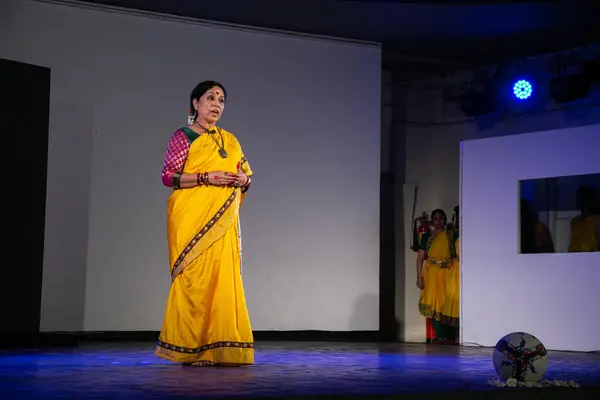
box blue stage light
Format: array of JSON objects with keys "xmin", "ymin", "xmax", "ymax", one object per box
[{"xmin": 513, "ymin": 79, "xmax": 532, "ymax": 100}]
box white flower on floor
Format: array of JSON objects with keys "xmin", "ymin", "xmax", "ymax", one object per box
[{"xmin": 488, "ymin": 378, "xmax": 580, "ymax": 388}]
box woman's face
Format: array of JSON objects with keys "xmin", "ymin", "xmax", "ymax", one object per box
[
  {"xmin": 432, "ymin": 212, "xmax": 446, "ymax": 230},
  {"xmin": 193, "ymin": 86, "xmax": 225, "ymax": 126}
]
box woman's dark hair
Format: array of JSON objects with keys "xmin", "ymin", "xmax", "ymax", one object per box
[
  {"xmin": 431, "ymin": 209, "xmax": 447, "ymax": 224},
  {"xmin": 190, "ymin": 80, "xmax": 227, "ymax": 112},
  {"xmin": 576, "ymin": 185, "xmax": 599, "ymax": 214}
]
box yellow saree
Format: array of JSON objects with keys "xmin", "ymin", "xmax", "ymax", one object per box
[
  {"xmin": 442, "ymin": 238, "xmax": 460, "ymax": 326},
  {"xmin": 418, "ymin": 230, "xmax": 453, "ymax": 321},
  {"xmin": 155, "ymin": 127, "xmax": 254, "ymax": 365},
  {"xmin": 569, "ymin": 214, "xmax": 600, "ymax": 252}
]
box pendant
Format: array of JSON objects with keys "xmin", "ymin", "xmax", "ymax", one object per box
[{"xmin": 219, "ymin": 148, "xmax": 228, "ymax": 158}]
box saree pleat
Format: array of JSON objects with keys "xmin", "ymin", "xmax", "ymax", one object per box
[
  {"xmin": 418, "ymin": 231, "xmax": 451, "ymax": 322},
  {"xmin": 441, "ymin": 238, "xmax": 460, "ymax": 327},
  {"xmin": 155, "ymin": 128, "xmax": 254, "ymax": 365}
]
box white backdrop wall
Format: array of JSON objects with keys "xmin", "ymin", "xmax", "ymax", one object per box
[
  {"xmin": 393, "ymin": 56, "xmax": 600, "ymax": 343},
  {"xmin": 461, "ymin": 126, "xmax": 600, "ymax": 352},
  {"xmin": 0, "ymin": 0, "xmax": 381, "ymax": 331}
]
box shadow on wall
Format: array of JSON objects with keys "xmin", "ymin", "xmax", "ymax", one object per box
[
  {"xmin": 350, "ymin": 293, "xmax": 383, "ymax": 332},
  {"xmin": 392, "ymin": 317, "xmax": 403, "ymax": 342}
]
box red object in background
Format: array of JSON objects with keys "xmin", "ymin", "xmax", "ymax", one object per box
[
  {"xmin": 417, "ymin": 218, "xmax": 430, "ymax": 244},
  {"xmin": 411, "ymin": 212, "xmax": 431, "ymax": 252}
]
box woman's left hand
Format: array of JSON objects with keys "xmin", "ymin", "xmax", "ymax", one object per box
[
  {"xmin": 417, "ymin": 275, "xmax": 424, "ymax": 290},
  {"xmin": 233, "ymin": 173, "xmax": 248, "ymax": 187},
  {"xmin": 232, "ymin": 163, "xmax": 249, "ymax": 187}
]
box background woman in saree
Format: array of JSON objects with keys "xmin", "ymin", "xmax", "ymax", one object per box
[
  {"xmin": 155, "ymin": 81, "xmax": 254, "ymax": 367},
  {"xmin": 441, "ymin": 205, "xmax": 460, "ymax": 345},
  {"xmin": 417, "ymin": 209, "xmax": 456, "ymax": 344}
]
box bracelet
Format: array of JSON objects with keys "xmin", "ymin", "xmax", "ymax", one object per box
[
  {"xmin": 172, "ymin": 172, "xmax": 183, "ymax": 189},
  {"xmin": 241, "ymin": 176, "xmax": 252, "ymax": 193},
  {"xmin": 196, "ymin": 172, "xmax": 210, "ymax": 186}
]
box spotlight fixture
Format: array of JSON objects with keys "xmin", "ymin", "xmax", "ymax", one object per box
[{"xmin": 512, "ymin": 79, "xmax": 533, "ymax": 100}]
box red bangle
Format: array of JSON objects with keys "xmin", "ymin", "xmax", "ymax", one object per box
[{"xmin": 196, "ymin": 173, "xmax": 202, "ymax": 186}]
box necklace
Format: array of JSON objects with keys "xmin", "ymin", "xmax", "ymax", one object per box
[
  {"xmin": 195, "ymin": 123, "xmax": 228, "ymax": 158},
  {"xmin": 207, "ymin": 128, "xmax": 228, "ymax": 158}
]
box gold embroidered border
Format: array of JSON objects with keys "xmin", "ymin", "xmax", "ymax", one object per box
[
  {"xmin": 427, "ymin": 258, "xmax": 453, "ymax": 269},
  {"xmin": 419, "ymin": 303, "xmax": 440, "ymax": 320},
  {"xmin": 419, "ymin": 304, "xmax": 459, "ymax": 326},
  {"xmin": 170, "ymin": 191, "xmax": 237, "ymax": 281},
  {"xmin": 156, "ymin": 339, "xmax": 254, "ymax": 354}
]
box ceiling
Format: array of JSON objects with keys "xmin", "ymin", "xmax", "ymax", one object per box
[{"xmin": 79, "ymin": 0, "xmax": 600, "ymax": 77}]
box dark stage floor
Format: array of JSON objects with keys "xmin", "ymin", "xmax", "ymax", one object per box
[{"xmin": 0, "ymin": 341, "xmax": 598, "ymax": 399}]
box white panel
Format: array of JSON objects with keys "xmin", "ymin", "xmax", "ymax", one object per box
[
  {"xmin": 461, "ymin": 125, "xmax": 600, "ymax": 351},
  {"xmin": 402, "ymin": 184, "xmax": 425, "ymax": 343},
  {"xmin": 0, "ymin": 0, "xmax": 381, "ymax": 331}
]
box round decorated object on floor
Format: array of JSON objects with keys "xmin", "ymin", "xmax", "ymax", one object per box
[{"xmin": 493, "ymin": 332, "xmax": 548, "ymax": 382}]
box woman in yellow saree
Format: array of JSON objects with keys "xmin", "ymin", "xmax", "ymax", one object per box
[
  {"xmin": 155, "ymin": 81, "xmax": 254, "ymax": 367},
  {"xmin": 441, "ymin": 236, "xmax": 460, "ymax": 345},
  {"xmin": 417, "ymin": 209, "xmax": 456, "ymax": 344},
  {"xmin": 441, "ymin": 206, "xmax": 460, "ymax": 345}
]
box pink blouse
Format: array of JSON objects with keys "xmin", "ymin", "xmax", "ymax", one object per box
[{"xmin": 161, "ymin": 130, "xmax": 190, "ymax": 187}]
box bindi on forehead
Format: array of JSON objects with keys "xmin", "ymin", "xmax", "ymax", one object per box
[{"xmin": 206, "ymin": 90, "xmax": 224, "ymax": 99}]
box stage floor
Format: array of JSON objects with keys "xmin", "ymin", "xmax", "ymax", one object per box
[{"xmin": 0, "ymin": 341, "xmax": 598, "ymax": 399}]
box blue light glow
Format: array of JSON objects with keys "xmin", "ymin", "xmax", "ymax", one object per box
[{"xmin": 513, "ymin": 79, "xmax": 533, "ymax": 100}]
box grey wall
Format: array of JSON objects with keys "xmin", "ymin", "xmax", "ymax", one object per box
[{"xmin": 1, "ymin": 0, "xmax": 382, "ymax": 332}]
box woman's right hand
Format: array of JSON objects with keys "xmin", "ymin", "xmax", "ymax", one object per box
[
  {"xmin": 206, "ymin": 171, "xmax": 237, "ymax": 186},
  {"xmin": 417, "ymin": 275, "xmax": 424, "ymax": 290}
]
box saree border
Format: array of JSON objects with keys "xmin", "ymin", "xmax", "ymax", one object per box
[
  {"xmin": 170, "ymin": 190, "xmax": 237, "ymax": 281},
  {"xmin": 418, "ymin": 304, "xmax": 459, "ymax": 327},
  {"xmin": 156, "ymin": 339, "xmax": 254, "ymax": 354}
]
